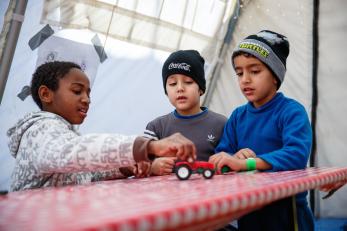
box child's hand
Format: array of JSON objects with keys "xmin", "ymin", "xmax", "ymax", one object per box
[
  {"xmin": 320, "ymin": 180, "xmax": 347, "ymax": 199},
  {"xmin": 234, "ymin": 148, "xmax": 256, "ymax": 159},
  {"xmin": 319, "ymin": 180, "xmax": 346, "ymax": 192},
  {"xmin": 151, "ymin": 157, "xmax": 177, "ymax": 176},
  {"xmin": 148, "ymin": 133, "xmax": 196, "ymax": 162},
  {"xmin": 133, "ymin": 161, "xmax": 151, "ymax": 178},
  {"xmin": 209, "ymin": 152, "xmax": 245, "ymax": 173}
]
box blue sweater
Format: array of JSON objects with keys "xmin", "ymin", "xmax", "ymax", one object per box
[
  {"xmin": 217, "ymin": 92, "xmax": 313, "ymax": 231},
  {"xmin": 216, "ymin": 93, "xmax": 312, "ymax": 171}
]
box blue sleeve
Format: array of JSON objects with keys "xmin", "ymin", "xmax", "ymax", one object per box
[
  {"xmin": 259, "ymin": 104, "xmax": 312, "ymax": 171},
  {"xmin": 215, "ymin": 111, "xmax": 238, "ymax": 154}
]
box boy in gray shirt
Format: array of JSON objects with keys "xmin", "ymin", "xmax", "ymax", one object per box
[{"xmin": 144, "ymin": 50, "xmax": 227, "ymax": 175}]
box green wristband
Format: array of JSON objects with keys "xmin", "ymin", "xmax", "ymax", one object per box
[{"xmin": 246, "ymin": 158, "xmax": 256, "ymax": 171}]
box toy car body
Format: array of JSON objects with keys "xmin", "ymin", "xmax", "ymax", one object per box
[{"xmin": 174, "ymin": 161, "xmax": 215, "ymax": 180}]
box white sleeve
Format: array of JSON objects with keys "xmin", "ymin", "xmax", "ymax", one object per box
[{"xmin": 28, "ymin": 119, "xmax": 137, "ymax": 174}]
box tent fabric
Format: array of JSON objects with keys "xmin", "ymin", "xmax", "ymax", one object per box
[
  {"xmin": 0, "ymin": 0, "xmax": 235, "ymax": 190},
  {"xmin": 0, "ymin": 0, "xmax": 346, "ymax": 218},
  {"xmin": 41, "ymin": 0, "xmax": 233, "ymax": 56},
  {"xmin": 208, "ymin": 0, "xmax": 314, "ymax": 116},
  {"xmin": 315, "ymin": 0, "xmax": 347, "ymax": 218},
  {"xmin": 207, "ymin": 0, "xmax": 347, "ymax": 218},
  {"xmin": 39, "ymin": 0, "xmax": 237, "ymax": 106}
]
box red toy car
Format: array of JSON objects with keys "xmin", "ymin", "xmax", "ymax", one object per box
[{"xmin": 174, "ymin": 161, "xmax": 215, "ymax": 180}]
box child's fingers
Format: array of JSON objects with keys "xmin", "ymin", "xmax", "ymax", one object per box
[
  {"xmin": 216, "ymin": 159, "xmax": 226, "ymax": 172},
  {"xmin": 175, "ymin": 144, "xmax": 188, "ymax": 161},
  {"xmin": 133, "ymin": 165, "xmax": 138, "ymax": 175},
  {"xmin": 163, "ymin": 162, "xmax": 174, "ymax": 170},
  {"xmin": 244, "ymin": 148, "xmax": 256, "ymax": 158},
  {"xmin": 175, "ymin": 135, "xmax": 196, "ymax": 162},
  {"xmin": 209, "ymin": 153, "xmax": 223, "ymax": 165},
  {"xmin": 156, "ymin": 161, "xmax": 172, "ymax": 175},
  {"xmin": 135, "ymin": 161, "xmax": 151, "ymax": 177},
  {"xmin": 150, "ymin": 164, "xmax": 161, "ymax": 176},
  {"xmin": 165, "ymin": 157, "xmax": 177, "ymax": 165},
  {"xmin": 178, "ymin": 143, "xmax": 191, "ymax": 161},
  {"xmin": 209, "ymin": 152, "xmax": 223, "ymax": 163},
  {"xmin": 162, "ymin": 147, "xmax": 176, "ymax": 157},
  {"xmin": 150, "ymin": 158, "xmax": 175, "ymax": 176},
  {"xmin": 215, "ymin": 156, "xmax": 234, "ymax": 172},
  {"xmin": 162, "ymin": 166, "xmax": 174, "ymax": 174},
  {"xmin": 162, "ymin": 159, "xmax": 176, "ymax": 174},
  {"xmin": 234, "ymin": 152, "xmax": 245, "ymax": 159},
  {"xmin": 209, "ymin": 157, "xmax": 218, "ymax": 166},
  {"xmin": 236, "ymin": 148, "xmax": 256, "ymax": 159},
  {"xmin": 209, "ymin": 154, "xmax": 217, "ymax": 162},
  {"xmin": 190, "ymin": 143, "xmax": 197, "ymax": 160},
  {"xmin": 320, "ymin": 181, "xmax": 346, "ymax": 192},
  {"xmin": 161, "ymin": 133, "xmax": 196, "ymax": 162},
  {"xmin": 240, "ymin": 152, "xmax": 249, "ymax": 159}
]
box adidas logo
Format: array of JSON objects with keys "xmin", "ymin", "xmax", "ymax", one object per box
[{"xmin": 207, "ymin": 134, "xmax": 215, "ymax": 143}]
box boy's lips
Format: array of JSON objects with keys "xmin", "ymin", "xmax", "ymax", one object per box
[
  {"xmin": 78, "ymin": 107, "xmax": 88, "ymax": 117},
  {"xmin": 243, "ymin": 87, "xmax": 254, "ymax": 96},
  {"xmin": 176, "ymin": 96, "xmax": 187, "ymax": 101}
]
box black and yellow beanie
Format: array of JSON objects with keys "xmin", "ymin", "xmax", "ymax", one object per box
[{"xmin": 232, "ymin": 30, "xmax": 290, "ymax": 88}]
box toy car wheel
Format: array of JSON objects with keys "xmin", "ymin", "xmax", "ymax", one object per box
[
  {"xmin": 175, "ymin": 165, "xmax": 192, "ymax": 180},
  {"xmin": 202, "ymin": 169, "xmax": 214, "ymax": 179}
]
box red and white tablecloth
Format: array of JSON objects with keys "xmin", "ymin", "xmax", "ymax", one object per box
[{"xmin": 0, "ymin": 167, "xmax": 346, "ymax": 231}]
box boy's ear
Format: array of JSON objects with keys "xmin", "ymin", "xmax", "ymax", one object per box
[
  {"xmin": 199, "ymin": 89, "xmax": 204, "ymax": 96},
  {"xmin": 38, "ymin": 85, "xmax": 53, "ymax": 104}
]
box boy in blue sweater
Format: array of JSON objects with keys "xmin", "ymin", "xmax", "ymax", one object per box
[{"xmin": 209, "ymin": 30, "xmax": 314, "ymax": 230}]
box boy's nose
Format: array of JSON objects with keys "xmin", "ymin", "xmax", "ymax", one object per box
[
  {"xmin": 81, "ymin": 95, "xmax": 91, "ymax": 104},
  {"xmin": 176, "ymin": 82, "xmax": 184, "ymax": 92},
  {"xmin": 241, "ymin": 73, "xmax": 251, "ymax": 84}
]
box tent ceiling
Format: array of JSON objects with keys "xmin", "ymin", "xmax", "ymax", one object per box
[
  {"xmin": 0, "ymin": 0, "xmax": 346, "ymax": 218},
  {"xmin": 42, "ymin": 0, "xmax": 234, "ymax": 54}
]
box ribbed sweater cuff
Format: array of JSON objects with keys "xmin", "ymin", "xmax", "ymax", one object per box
[{"xmin": 133, "ymin": 136, "xmax": 154, "ymax": 162}]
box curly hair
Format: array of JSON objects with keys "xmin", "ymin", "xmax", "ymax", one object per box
[{"xmin": 31, "ymin": 61, "xmax": 81, "ymax": 109}]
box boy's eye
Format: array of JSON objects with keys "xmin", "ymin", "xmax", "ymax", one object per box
[
  {"xmin": 250, "ymin": 69, "xmax": 261, "ymax": 74},
  {"xmin": 185, "ymin": 81, "xmax": 194, "ymax": 84},
  {"xmin": 72, "ymin": 90, "xmax": 82, "ymax": 95},
  {"xmin": 168, "ymin": 82, "xmax": 177, "ymax": 86},
  {"xmin": 236, "ymin": 72, "xmax": 243, "ymax": 77}
]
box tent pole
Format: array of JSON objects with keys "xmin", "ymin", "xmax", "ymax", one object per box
[
  {"xmin": 0, "ymin": 0, "xmax": 28, "ymax": 104},
  {"xmin": 310, "ymin": 0, "xmax": 320, "ymax": 215},
  {"xmin": 202, "ymin": 1, "xmax": 240, "ymax": 107}
]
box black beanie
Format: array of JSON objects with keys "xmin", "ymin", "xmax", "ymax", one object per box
[
  {"xmin": 162, "ymin": 50, "xmax": 206, "ymax": 94},
  {"xmin": 232, "ymin": 30, "xmax": 290, "ymax": 88}
]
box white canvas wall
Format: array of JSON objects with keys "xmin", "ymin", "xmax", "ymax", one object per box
[
  {"xmin": 0, "ymin": 0, "xmax": 232, "ymax": 191},
  {"xmin": 0, "ymin": 0, "xmax": 346, "ymax": 218},
  {"xmin": 315, "ymin": 0, "xmax": 347, "ymax": 218},
  {"xmin": 208, "ymin": 0, "xmax": 314, "ymax": 117},
  {"xmin": 0, "ymin": 0, "xmax": 174, "ymax": 190},
  {"xmin": 208, "ymin": 0, "xmax": 347, "ymax": 217}
]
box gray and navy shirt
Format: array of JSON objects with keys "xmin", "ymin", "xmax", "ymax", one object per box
[{"xmin": 144, "ymin": 108, "xmax": 227, "ymax": 161}]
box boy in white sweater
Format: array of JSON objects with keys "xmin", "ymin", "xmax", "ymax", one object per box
[{"xmin": 8, "ymin": 61, "xmax": 196, "ymax": 191}]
